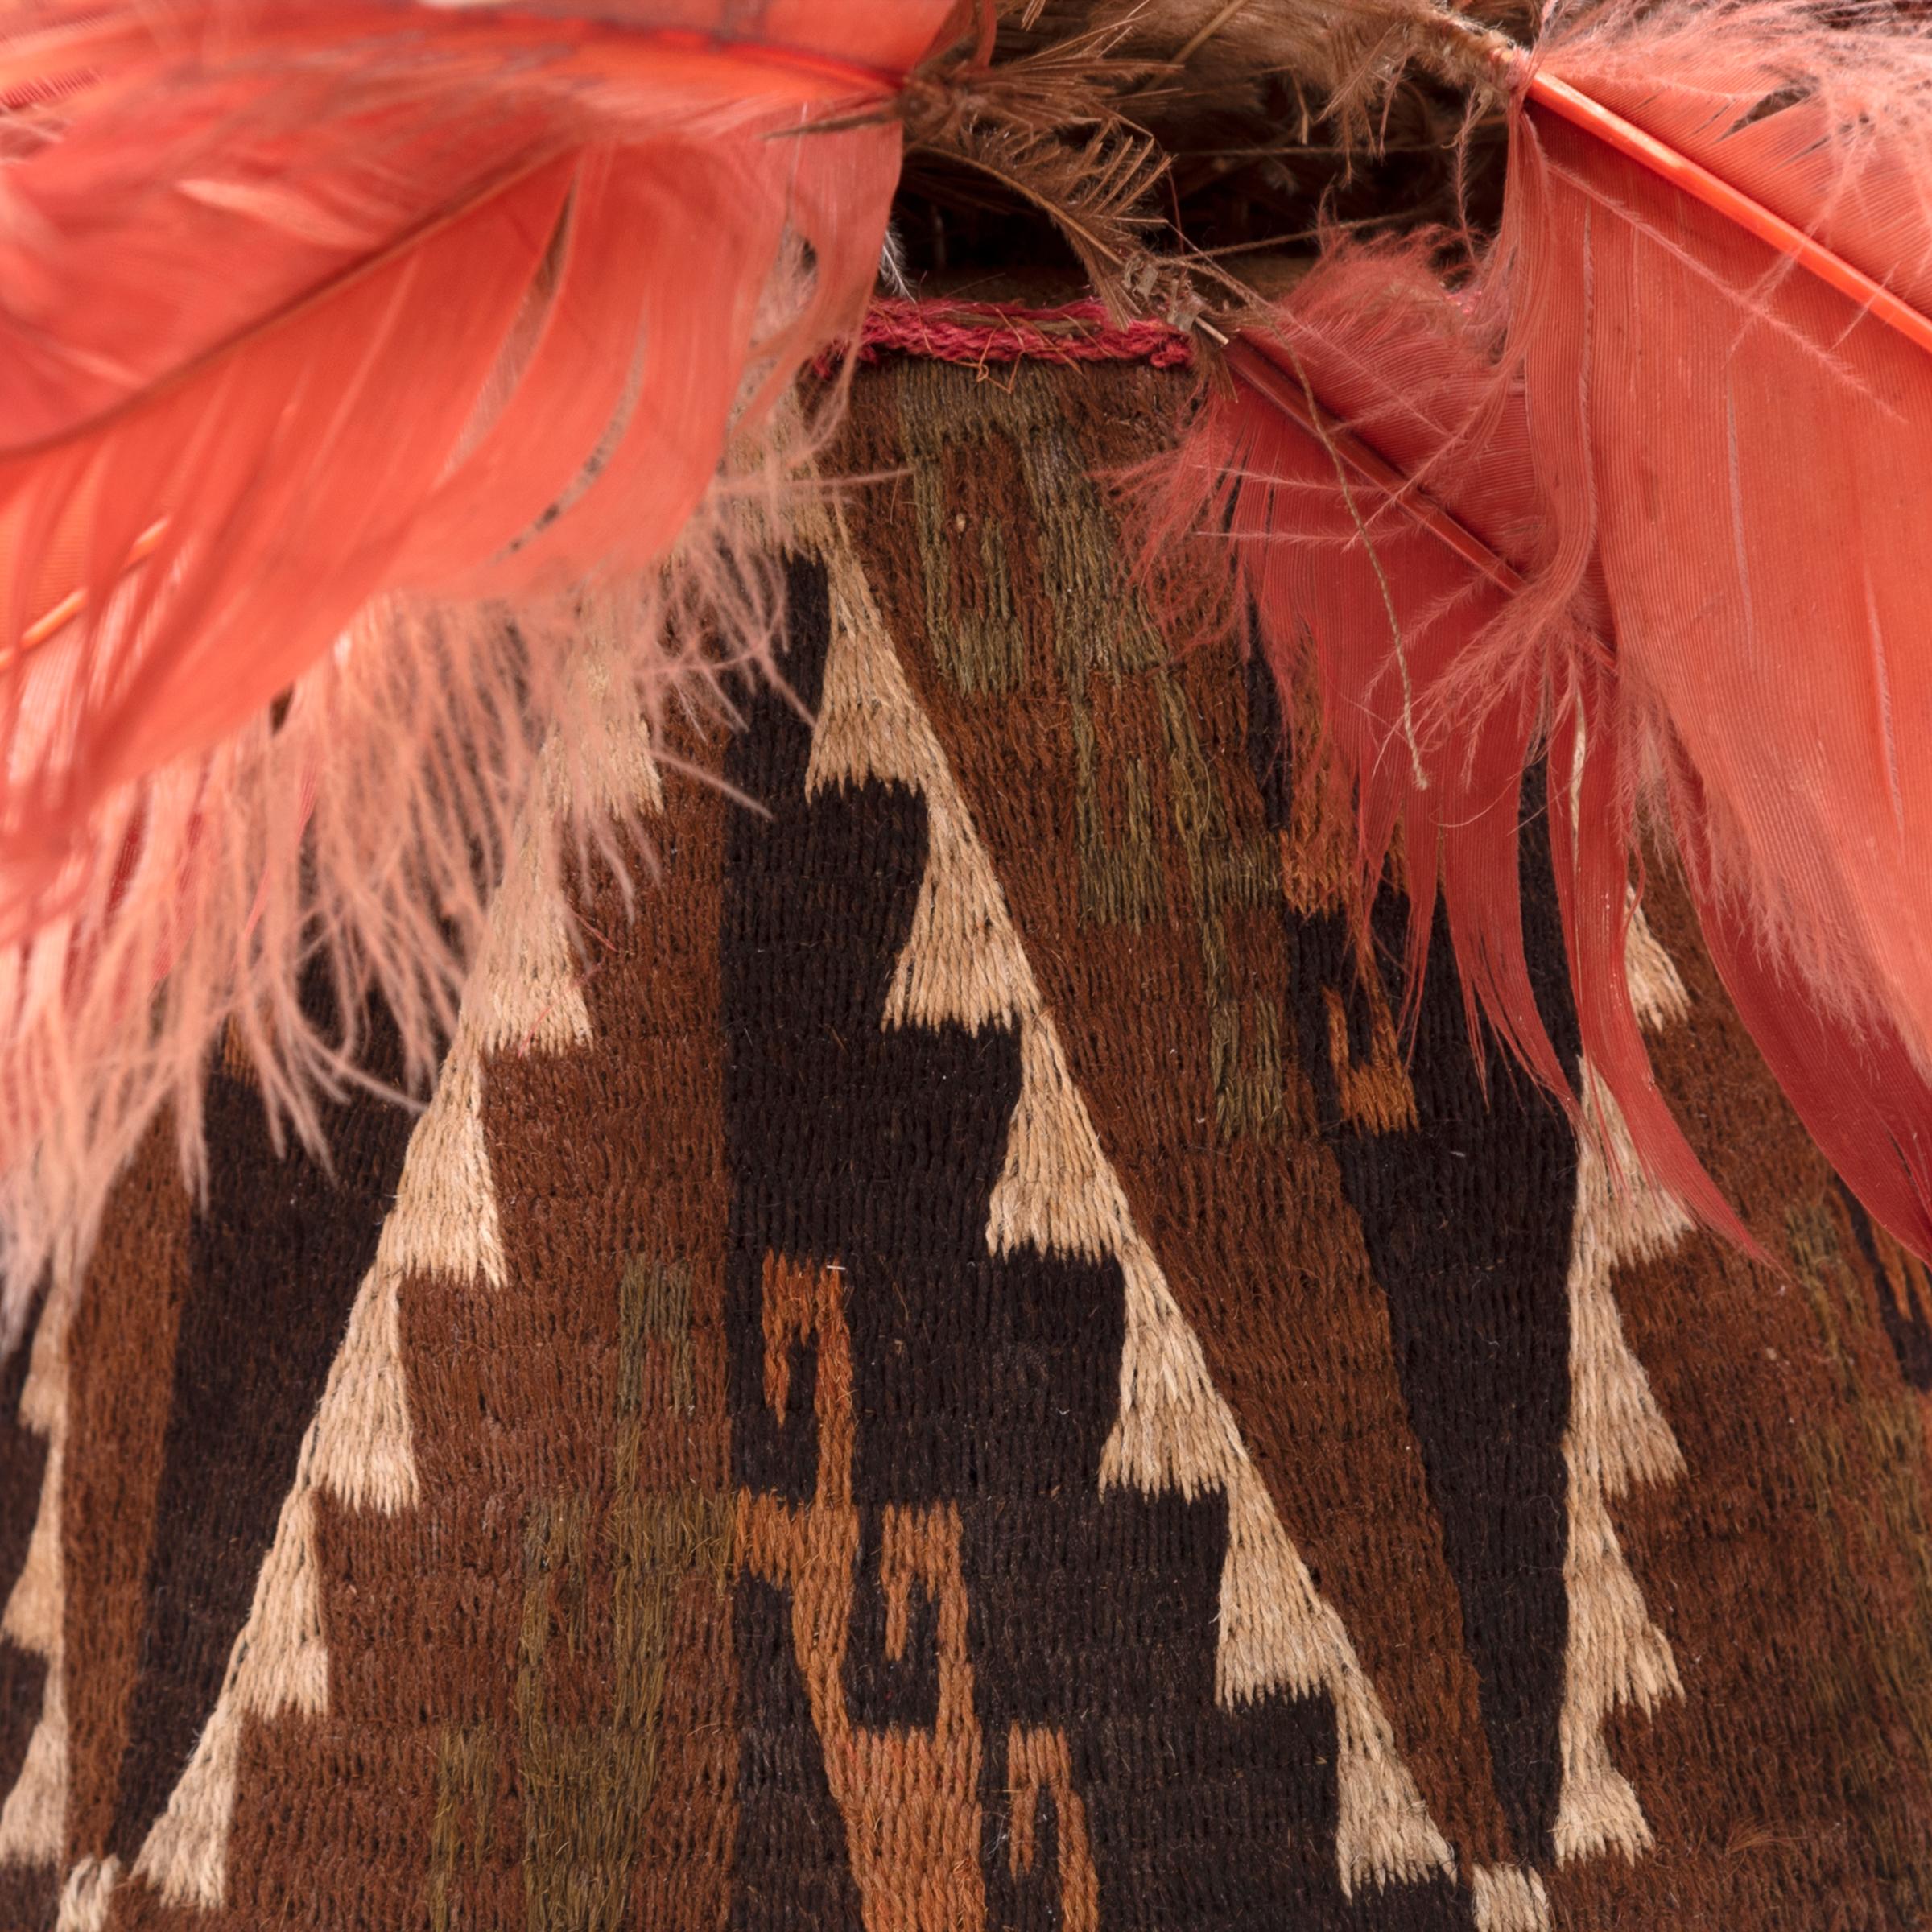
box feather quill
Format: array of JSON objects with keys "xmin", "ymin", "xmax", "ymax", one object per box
[{"xmin": 0, "ymin": 0, "xmax": 958, "ymax": 1328}]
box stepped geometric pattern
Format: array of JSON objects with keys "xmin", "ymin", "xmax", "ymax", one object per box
[
  {"xmin": 114, "ymin": 743, "xmax": 650, "ymax": 1921},
  {"xmin": 807, "ymin": 514, "xmax": 1455, "ymax": 1897}
]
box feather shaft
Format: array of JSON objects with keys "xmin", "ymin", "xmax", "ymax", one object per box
[
  {"xmin": 3, "ymin": 153, "xmax": 566, "ymax": 466},
  {"xmin": 1227, "ymin": 336, "xmax": 1527, "ymax": 595},
  {"xmin": 1517, "ymin": 60, "xmax": 1932, "ymax": 360},
  {"xmin": 16, "ymin": 519, "xmax": 165, "ymax": 659}
]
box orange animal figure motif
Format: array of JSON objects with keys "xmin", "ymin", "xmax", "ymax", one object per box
[
  {"xmin": 735, "ymin": 1253, "xmax": 984, "ymax": 1930},
  {"xmin": 1004, "ymin": 1724, "xmax": 1100, "ymax": 1932},
  {"xmin": 736, "ymin": 1252, "xmax": 1098, "ymax": 1931}
]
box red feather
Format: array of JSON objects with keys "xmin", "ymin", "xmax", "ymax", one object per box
[
  {"xmin": 0, "ymin": 0, "xmax": 957, "ymax": 1322},
  {"xmin": 1504, "ymin": 1, "xmax": 1932, "ymax": 1253},
  {"xmin": 1163, "ymin": 242, "xmax": 1752, "ymax": 1248},
  {"xmin": 1167, "ymin": 0, "xmax": 1932, "ymax": 1257},
  {"xmin": 0, "ymin": 1, "xmax": 950, "ymax": 887}
]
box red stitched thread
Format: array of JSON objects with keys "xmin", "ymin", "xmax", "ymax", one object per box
[{"xmin": 815, "ymin": 298, "xmax": 1194, "ymax": 375}]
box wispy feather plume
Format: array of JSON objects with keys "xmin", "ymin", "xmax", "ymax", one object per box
[{"xmin": 1150, "ymin": 238, "xmax": 1754, "ymax": 1243}]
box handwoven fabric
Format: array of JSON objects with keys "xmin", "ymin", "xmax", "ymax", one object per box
[{"xmin": 3, "ymin": 356, "xmax": 1931, "ymax": 1932}]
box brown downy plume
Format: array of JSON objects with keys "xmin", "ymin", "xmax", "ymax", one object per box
[
  {"xmin": 1009, "ymin": 0, "xmax": 1475, "ymax": 135},
  {"xmin": 897, "ymin": 26, "xmax": 1173, "ymax": 308}
]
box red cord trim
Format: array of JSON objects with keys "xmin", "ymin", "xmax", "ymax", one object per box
[{"xmin": 821, "ymin": 298, "xmax": 1195, "ymax": 374}]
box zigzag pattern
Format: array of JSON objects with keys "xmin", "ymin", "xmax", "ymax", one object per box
[
  {"xmin": 1553, "ymin": 915, "xmax": 1691, "ymax": 1867},
  {"xmin": 0, "ymin": 1274, "xmax": 73, "ymax": 1893},
  {"xmin": 122, "ymin": 739, "xmax": 659, "ymax": 1916},
  {"xmin": 804, "ymin": 513, "xmax": 1459, "ymax": 1900}
]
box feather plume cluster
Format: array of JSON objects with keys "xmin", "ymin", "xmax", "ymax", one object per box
[
  {"xmin": 1153, "ymin": 0, "xmax": 1932, "ymax": 1258},
  {"xmin": 1008, "ymin": 0, "xmax": 1489, "ymax": 134}
]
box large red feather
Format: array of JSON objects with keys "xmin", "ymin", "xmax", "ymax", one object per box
[
  {"xmin": 0, "ymin": 0, "xmax": 956, "ymax": 1326},
  {"xmin": 0, "ymin": 1, "xmax": 951, "ymax": 890},
  {"xmin": 1158, "ymin": 242, "xmax": 1751, "ymax": 1245},
  {"xmin": 1504, "ymin": 0, "xmax": 1932, "ymax": 1252}
]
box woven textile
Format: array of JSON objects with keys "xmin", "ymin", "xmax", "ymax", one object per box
[{"xmin": 3, "ymin": 357, "xmax": 1932, "ymax": 1932}]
